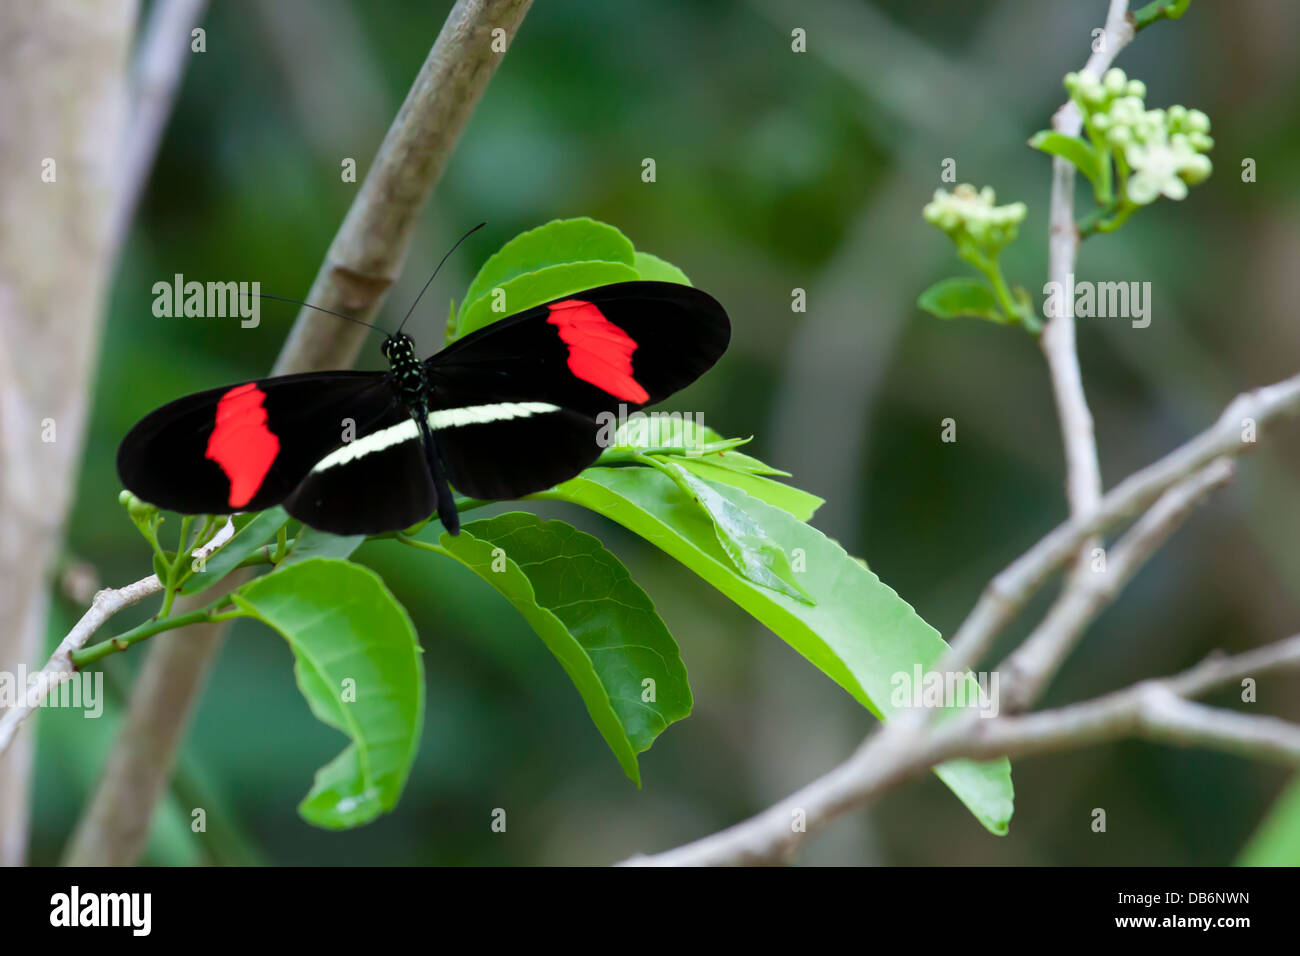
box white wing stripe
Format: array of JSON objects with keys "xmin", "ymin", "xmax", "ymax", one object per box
[
  {"xmin": 311, "ymin": 402, "xmax": 561, "ymax": 473},
  {"xmin": 427, "ymin": 401, "xmax": 559, "ymax": 429},
  {"xmin": 312, "ymin": 419, "xmax": 419, "ymax": 472}
]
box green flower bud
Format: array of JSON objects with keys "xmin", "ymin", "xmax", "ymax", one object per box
[
  {"xmin": 1181, "ymin": 153, "xmax": 1213, "ymax": 185},
  {"xmin": 922, "ymin": 184, "xmax": 1026, "ymax": 252},
  {"xmin": 122, "ymin": 492, "xmax": 157, "ymax": 520}
]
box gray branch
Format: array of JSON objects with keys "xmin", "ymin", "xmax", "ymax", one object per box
[
  {"xmin": 941, "ymin": 371, "xmax": 1300, "ymax": 676},
  {"xmin": 274, "ymin": 0, "xmax": 534, "ymax": 375},
  {"xmin": 1040, "ymin": 0, "xmax": 1131, "ymax": 582},
  {"xmin": 109, "ymin": 0, "xmax": 210, "ymax": 261},
  {"xmin": 62, "ymin": 0, "xmax": 534, "ymax": 866},
  {"xmin": 626, "ymin": 634, "xmax": 1300, "ymax": 867},
  {"xmin": 0, "ymin": 0, "xmax": 138, "ymax": 867}
]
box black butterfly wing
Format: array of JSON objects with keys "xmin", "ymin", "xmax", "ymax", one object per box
[
  {"xmin": 424, "ymin": 281, "xmax": 729, "ymax": 498},
  {"xmin": 426, "ymin": 403, "xmax": 603, "ymax": 500},
  {"xmin": 282, "ymin": 403, "xmax": 437, "ymax": 535},
  {"xmin": 116, "ymin": 371, "xmax": 398, "ymax": 516},
  {"xmin": 427, "ymin": 281, "xmax": 730, "ymax": 415},
  {"xmin": 117, "ymin": 281, "xmax": 731, "ymax": 530}
]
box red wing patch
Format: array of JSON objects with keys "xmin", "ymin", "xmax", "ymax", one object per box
[
  {"xmin": 205, "ymin": 383, "xmax": 279, "ymax": 508},
  {"xmin": 546, "ymin": 299, "xmax": 650, "ymax": 403}
]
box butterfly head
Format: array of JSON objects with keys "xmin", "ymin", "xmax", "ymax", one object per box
[{"xmin": 381, "ymin": 333, "xmax": 417, "ymax": 365}]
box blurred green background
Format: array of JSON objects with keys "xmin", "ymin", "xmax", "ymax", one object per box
[{"xmin": 32, "ymin": 0, "xmax": 1300, "ymax": 864}]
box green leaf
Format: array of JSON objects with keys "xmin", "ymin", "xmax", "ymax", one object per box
[
  {"xmin": 604, "ymin": 416, "xmax": 794, "ymax": 478},
  {"xmin": 1028, "ymin": 130, "xmax": 1102, "ymax": 188},
  {"xmin": 459, "ymin": 218, "xmax": 636, "ymax": 330},
  {"xmin": 917, "ymin": 277, "xmax": 1008, "ymax": 323},
  {"xmin": 281, "ymin": 526, "xmax": 366, "ymax": 567},
  {"xmin": 1237, "ymin": 774, "xmax": 1300, "ymax": 866},
  {"xmin": 536, "ymin": 470, "xmax": 1014, "ymax": 834},
  {"xmin": 179, "ymin": 508, "xmax": 289, "ymax": 596},
  {"xmin": 689, "ymin": 449, "xmax": 791, "ymax": 477},
  {"xmin": 675, "ymin": 458, "xmax": 823, "ymax": 521},
  {"xmin": 598, "ymin": 416, "xmax": 823, "ymax": 519},
  {"xmin": 231, "ymin": 558, "xmax": 423, "ymax": 829},
  {"xmin": 634, "ymin": 250, "xmax": 692, "ymax": 285},
  {"xmin": 604, "ymin": 413, "xmax": 727, "ymax": 456},
  {"xmin": 463, "ymin": 217, "xmax": 635, "ymax": 307},
  {"xmin": 436, "ymin": 513, "xmax": 690, "ymax": 785},
  {"xmin": 659, "ymin": 460, "xmax": 814, "ymax": 604},
  {"xmin": 456, "ymin": 261, "xmax": 639, "ymax": 338}
]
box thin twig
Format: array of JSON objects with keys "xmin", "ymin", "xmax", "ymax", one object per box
[
  {"xmin": 941, "ymin": 371, "xmax": 1300, "ymax": 675},
  {"xmin": 633, "ymin": 369, "xmax": 1300, "ymax": 865},
  {"xmin": 0, "ymin": 520, "xmax": 233, "ymax": 759},
  {"xmin": 1135, "ymin": 692, "xmax": 1300, "ymax": 763},
  {"xmin": 909, "ymin": 458, "xmax": 1236, "ymax": 750},
  {"xmin": 625, "ymin": 634, "xmax": 1300, "ymax": 866},
  {"xmin": 619, "ymin": 3, "xmax": 1293, "ymax": 867},
  {"xmin": 1040, "ymin": 0, "xmax": 1134, "ymax": 576},
  {"xmin": 0, "ymin": 577, "xmax": 161, "ymax": 757},
  {"xmin": 999, "ymin": 458, "xmax": 1235, "ymax": 711},
  {"xmin": 945, "ymin": 640, "xmax": 1300, "ymax": 761}
]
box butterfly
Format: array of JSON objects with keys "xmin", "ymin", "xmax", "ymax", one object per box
[{"xmin": 116, "ymin": 275, "xmax": 730, "ymax": 537}]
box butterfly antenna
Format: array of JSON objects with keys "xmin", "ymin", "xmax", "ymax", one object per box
[
  {"xmin": 251, "ymin": 292, "xmax": 388, "ymax": 339},
  {"xmin": 395, "ymin": 221, "xmax": 486, "ymax": 335}
]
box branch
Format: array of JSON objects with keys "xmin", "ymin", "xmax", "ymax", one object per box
[
  {"xmin": 1053, "ymin": 0, "xmax": 1136, "ymax": 142},
  {"xmin": 1040, "ymin": 0, "xmax": 1134, "ymax": 575},
  {"xmin": 1135, "ymin": 693, "xmax": 1300, "ymax": 763},
  {"xmin": 64, "ymin": 0, "xmax": 535, "ymax": 867},
  {"xmin": 999, "ymin": 457, "xmax": 1235, "ymax": 711},
  {"xmin": 0, "ymin": 576, "xmax": 161, "ymax": 757},
  {"xmin": 622, "ymin": 0, "xmax": 1285, "ymax": 870},
  {"xmin": 941, "ymin": 370, "xmax": 1300, "ymax": 675},
  {"xmin": 109, "ymin": 0, "xmax": 209, "ymax": 261},
  {"xmin": 274, "ymin": 0, "xmax": 535, "ymax": 375},
  {"xmin": 0, "ymin": 0, "xmax": 137, "ymax": 867},
  {"xmin": 0, "ymin": 520, "xmax": 233, "ymax": 760},
  {"xmin": 945, "ymin": 638, "xmax": 1300, "ymax": 762},
  {"xmin": 624, "ymin": 634, "xmax": 1300, "ymax": 866}
]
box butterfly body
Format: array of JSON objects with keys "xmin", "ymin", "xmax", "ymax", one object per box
[
  {"xmin": 381, "ymin": 332, "xmax": 430, "ymax": 404},
  {"xmin": 117, "ymin": 281, "xmax": 730, "ymax": 536}
]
